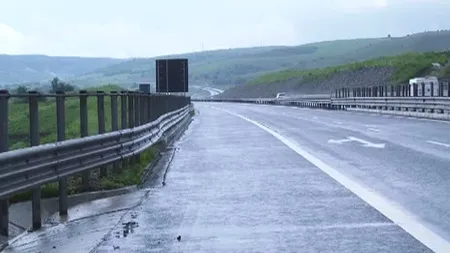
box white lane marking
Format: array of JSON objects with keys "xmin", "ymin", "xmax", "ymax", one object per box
[
  {"xmin": 328, "ymin": 138, "xmax": 353, "ymax": 144},
  {"xmin": 427, "ymin": 141, "xmax": 450, "ymax": 148},
  {"xmin": 367, "ymin": 128, "xmax": 381, "ymax": 132},
  {"xmin": 212, "ymin": 106, "xmax": 450, "ymax": 253},
  {"xmin": 334, "ymin": 121, "xmax": 342, "ymax": 125},
  {"xmin": 328, "ymin": 136, "xmax": 385, "ymax": 149}
]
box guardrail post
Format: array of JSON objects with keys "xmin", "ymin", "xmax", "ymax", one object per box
[
  {"xmin": 127, "ymin": 92, "xmax": 137, "ymax": 164},
  {"xmin": 431, "ymin": 82, "xmax": 434, "ymax": 97},
  {"xmin": 0, "ymin": 90, "xmax": 9, "ymax": 237},
  {"xmin": 97, "ymin": 91, "xmax": 107, "ymax": 178},
  {"xmin": 79, "ymin": 90, "xmax": 90, "ymax": 191},
  {"xmin": 110, "ymin": 92, "xmax": 119, "ymax": 131},
  {"xmin": 421, "ymin": 83, "xmax": 425, "ymax": 97},
  {"xmin": 154, "ymin": 95, "xmax": 160, "ymax": 119},
  {"xmin": 439, "ymin": 82, "xmax": 443, "ymax": 97},
  {"xmin": 29, "ymin": 91, "xmax": 42, "ymax": 230},
  {"xmin": 120, "ymin": 91, "xmax": 128, "ymax": 129},
  {"xmin": 134, "ymin": 92, "xmax": 141, "ymax": 127},
  {"xmin": 147, "ymin": 94, "xmax": 153, "ymax": 122},
  {"xmin": 141, "ymin": 93, "xmax": 147, "ymax": 124},
  {"xmin": 110, "ymin": 91, "xmax": 120, "ymax": 173},
  {"xmin": 128, "ymin": 92, "xmax": 135, "ymax": 128},
  {"xmin": 119, "ymin": 91, "xmax": 128, "ymax": 168},
  {"xmin": 56, "ymin": 91, "xmax": 68, "ymax": 215},
  {"xmin": 448, "ymin": 82, "xmax": 450, "ymax": 97},
  {"xmin": 164, "ymin": 95, "xmax": 169, "ymax": 113}
]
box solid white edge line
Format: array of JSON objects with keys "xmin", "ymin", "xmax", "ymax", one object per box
[
  {"xmin": 212, "ymin": 106, "xmax": 450, "ymax": 253},
  {"xmin": 427, "ymin": 141, "xmax": 450, "ymax": 148}
]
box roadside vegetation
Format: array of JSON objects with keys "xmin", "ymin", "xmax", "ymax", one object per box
[
  {"xmin": 7, "ymin": 83, "xmax": 161, "ymax": 204},
  {"xmin": 8, "ymin": 83, "xmax": 121, "ymax": 150}
]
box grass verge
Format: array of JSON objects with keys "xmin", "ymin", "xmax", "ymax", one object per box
[{"xmin": 8, "ymin": 84, "xmax": 123, "ymax": 150}]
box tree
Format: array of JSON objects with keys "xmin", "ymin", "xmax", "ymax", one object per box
[
  {"xmin": 14, "ymin": 85, "xmax": 46, "ymax": 103},
  {"xmin": 16, "ymin": 85, "xmax": 28, "ymax": 95},
  {"xmin": 50, "ymin": 77, "xmax": 75, "ymax": 93}
]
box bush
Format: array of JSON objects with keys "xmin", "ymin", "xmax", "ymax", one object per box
[{"xmin": 50, "ymin": 77, "xmax": 76, "ymax": 93}]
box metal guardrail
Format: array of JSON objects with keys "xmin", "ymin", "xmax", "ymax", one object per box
[
  {"xmin": 0, "ymin": 90, "xmax": 191, "ymax": 237},
  {"xmin": 332, "ymin": 97, "xmax": 450, "ymax": 113},
  {"xmin": 193, "ymin": 93, "xmax": 450, "ymax": 114},
  {"xmin": 192, "ymin": 96, "xmax": 334, "ymax": 109}
]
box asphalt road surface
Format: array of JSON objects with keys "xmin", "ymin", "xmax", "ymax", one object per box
[{"xmin": 3, "ymin": 102, "xmax": 450, "ymax": 252}]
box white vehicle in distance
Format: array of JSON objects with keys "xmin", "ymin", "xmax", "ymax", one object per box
[{"xmin": 275, "ymin": 92, "xmax": 286, "ymax": 100}]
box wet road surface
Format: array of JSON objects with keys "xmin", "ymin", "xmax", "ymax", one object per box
[{"xmin": 3, "ymin": 102, "xmax": 447, "ymax": 252}]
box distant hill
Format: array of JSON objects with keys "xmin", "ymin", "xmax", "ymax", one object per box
[
  {"xmin": 71, "ymin": 30, "xmax": 450, "ymax": 87},
  {"xmin": 0, "ymin": 55, "xmax": 121, "ymax": 85},
  {"xmin": 2, "ymin": 30, "xmax": 450, "ymax": 89},
  {"xmin": 218, "ymin": 51, "xmax": 450, "ymax": 99}
]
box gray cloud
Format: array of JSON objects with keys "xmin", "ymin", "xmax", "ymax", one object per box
[{"xmin": 0, "ymin": 0, "xmax": 448, "ymax": 57}]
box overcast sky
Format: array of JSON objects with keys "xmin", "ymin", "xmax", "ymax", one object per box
[{"xmin": 0, "ymin": 0, "xmax": 448, "ymax": 58}]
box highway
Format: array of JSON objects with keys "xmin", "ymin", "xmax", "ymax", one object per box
[{"xmin": 3, "ymin": 102, "xmax": 450, "ymax": 252}]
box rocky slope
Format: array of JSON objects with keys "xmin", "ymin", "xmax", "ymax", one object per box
[{"xmin": 217, "ymin": 67, "xmax": 395, "ymax": 98}]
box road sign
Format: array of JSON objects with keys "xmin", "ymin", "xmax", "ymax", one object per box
[{"xmin": 156, "ymin": 59, "xmax": 189, "ymax": 93}]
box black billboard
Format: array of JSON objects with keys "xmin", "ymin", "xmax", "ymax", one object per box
[{"xmin": 156, "ymin": 58, "xmax": 188, "ymax": 93}]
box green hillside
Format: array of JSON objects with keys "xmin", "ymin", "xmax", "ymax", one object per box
[
  {"xmin": 71, "ymin": 30, "xmax": 450, "ymax": 87},
  {"xmin": 251, "ymin": 51, "xmax": 450, "ymax": 85},
  {"xmin": 219, "ymin": 51, "xmax": 450, "ymax": 98},
  {"xmin": 3, "ymin": 30, "xmax": 450, "ymax": 89}
]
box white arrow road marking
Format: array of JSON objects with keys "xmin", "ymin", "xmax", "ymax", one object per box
[
  {"xmin": 328, "ymin": 136, "xmax": 385, "ymax": 148},
  {"xmin": 427, "ymin": 141, "xmax": 450, "ymax": 148}
]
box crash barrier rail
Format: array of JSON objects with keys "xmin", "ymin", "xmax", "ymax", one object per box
[
  {"xmin": 332, "ymin": 97, "xmax": 450, "ymax": 114},
  {"xmin": 333, "ymin": 82, "xmax": 450, "ymax": 98},
  {"xmin": 194, "ymin": 91, "xmax": 450, "ymax": 115},
  {"xmin": 193, "ymin": 95, "xmax": 333, "ymax": 109},
  {"xmin": 0, "ymin": 90, "xmax": 191, "ymax": 236}
]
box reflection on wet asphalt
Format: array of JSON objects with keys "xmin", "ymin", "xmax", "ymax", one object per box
[{"xmin": 2, "ymin": 103, "xmax": 437, "ymax": 252}]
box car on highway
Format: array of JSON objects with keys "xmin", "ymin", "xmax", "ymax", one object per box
[{"xmin": 275, "ymin": 92, "xmax": 286, "ymax": 100}]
